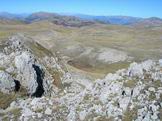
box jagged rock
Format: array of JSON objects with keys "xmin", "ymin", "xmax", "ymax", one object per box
[
  {"xmin": 14, "ymin": 51, "xmax": 38, "ymax": 95},
  {"xmin": 127, "ymin": 60, "xmax": 155, "ymax": 77},
  {"xmin": 0, "ymin": 35, "xmax": 60, "ymax": 97},
  {"xmin": 45, "ymin": 108, "xmax": 52, "ymax": 115},
  {"xmin": 0, "ymin": 70, "xmax": 15, "ymax": 93}
]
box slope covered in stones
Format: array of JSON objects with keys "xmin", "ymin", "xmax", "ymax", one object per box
[
  {"xmin": 0, "ymin": 34, "xmax": 65, "ymax": 96},
  {"xmin": 0, "ymin": 35, "xmax": 162, "ymax": 121}
]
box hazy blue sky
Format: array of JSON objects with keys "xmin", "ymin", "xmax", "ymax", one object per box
[{"xmin": 0, "ymin": 0, "xmax": 162, "ymax": 17}]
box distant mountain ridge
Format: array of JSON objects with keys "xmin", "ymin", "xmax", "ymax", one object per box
[
  {"xmin": 132, "ymin": 17, "xmax": 162, "ymax": 27},
  {"xmin": 0, "ymin": 12, "xmax": 28, "ymax": 20},
  {"xmin": 25, "ymin": 12, "xmax": 95, "ymax": 27},
  {"xmin": 0, "ymin": 12, "xmax": 162, "ymax": 27},
  {"xmin": 62, "ymin": 13, "xmax": 162, "ymax": 26},
  {"xmin": 72, "ymin": 14, "xmax": 142, "ymax": 25}
]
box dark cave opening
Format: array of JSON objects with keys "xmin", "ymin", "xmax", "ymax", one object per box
[
  {"xmin": 14, "ymin": 80, "xmax": 21, "ymax": 92},
  {"xmin": 32, "ymin": 64, "xmax": 45, "ymax": 97}
]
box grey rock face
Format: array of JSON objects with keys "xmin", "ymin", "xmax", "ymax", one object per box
[
  {"xmin": 0, "ymin": 70, "xmax": 15, "ymax": 93},
  {"xmin": 15, "ymin": 51, "xmax": 38, "ymax": 95},
  {"xmin": 0, "ymin": 34, "xmax": 62, "ymax": 98}
]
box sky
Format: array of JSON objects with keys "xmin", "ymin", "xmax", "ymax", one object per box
[{"xmin": 0, "ymin": 0, "xmax": 162, "ymax": 18}]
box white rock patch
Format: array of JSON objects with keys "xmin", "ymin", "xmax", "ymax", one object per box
[
  {"xmin": 0, "ymin": 70, "xmax": 15, "ymax": 93},
  {"xmin": 15, "ymin": 51, "xmax": 38, "ymax": 94},
  {"xmin": 97, "ymin": 48, "xmax": 129, "ymax": 63}
]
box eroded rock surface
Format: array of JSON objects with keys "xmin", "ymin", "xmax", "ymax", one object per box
[
  {"xmin": 15, "ymin": 51, "xmax": 38, "ymax": 95},
  {"xmin": 0, "ymin": 34, "xmax": 61, "ymax": 97},
  {"xmin": 0, "ymin": 70, "xmax": 15, "ymax": 93}
]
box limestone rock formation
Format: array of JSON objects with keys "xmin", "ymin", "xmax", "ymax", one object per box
[
  {"xmin": 0, "ymin": 34, "xmax": 62, "ymax": 97},
  {"xmin": 0, "ymin": 70, "xmax": 15, "ymax": 93},
  {"xmin": 14, "ymin": 51, "xmax": 38, "ymax": 95}
]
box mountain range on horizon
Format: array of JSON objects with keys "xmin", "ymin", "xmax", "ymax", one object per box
[{"xmin": 0, "ymin": 11, "xmax": 162, "ymax": 26}]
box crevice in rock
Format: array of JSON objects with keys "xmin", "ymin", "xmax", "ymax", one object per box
[
  {"xmin": 14, "ymin": 80, "xmax": 21, "ymax": 92},
  {"xmin": 32, "ymin": 64, "xmax": 44, "ymax": 97}
]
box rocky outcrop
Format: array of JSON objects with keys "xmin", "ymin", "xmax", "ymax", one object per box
[
  {"xmin": 0, "ymin": 35, "xmax": 63, "ymax": 98},
  {"xmin": 127, "ymin": 60, "xmax": 155, "ymax": 77},
  {"xmin": 1, "ymin": 59, "xmax": 161, "ymax": 121},
  {"xmin": 0, "ymin": 70, "xmax": 15, "ymax": 93},
  {"xmin": 14, "ymin": 51, "xmax": 38, "ymax": 95}
]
